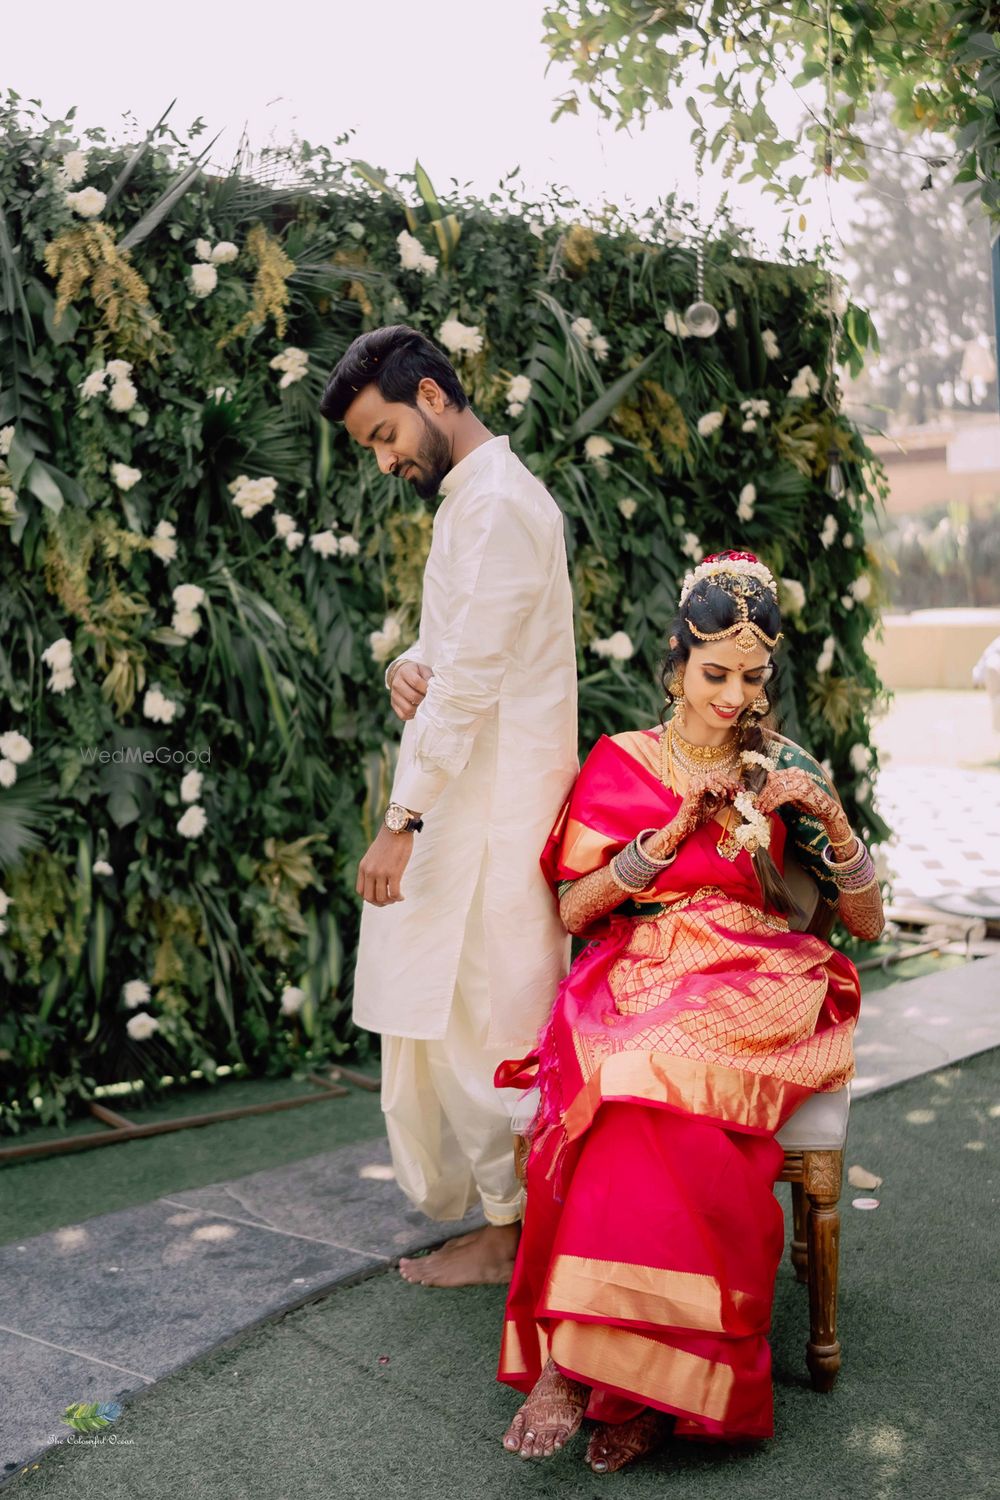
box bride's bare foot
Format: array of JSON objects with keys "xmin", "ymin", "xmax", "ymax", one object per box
[
  {"xmin": 502, "ymin": 1359, "xmax": 589, "ymax": 1460},
  {"xmin": 586, "ymin": 1409, "xmax": 672, "ymax": 1473},
  {"xmin": 397, "ymin": 1223, "xmax": 519, "ymax": 1287}
]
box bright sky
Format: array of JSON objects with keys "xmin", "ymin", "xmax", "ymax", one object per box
[{"xmin": 9, "ymin": 0, "xmax": 861, "ymax": 260}]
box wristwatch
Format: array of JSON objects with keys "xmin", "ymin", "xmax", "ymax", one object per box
[{"xmin": 384, "ymin": 802, "xmax": 424, "ymax": 834}]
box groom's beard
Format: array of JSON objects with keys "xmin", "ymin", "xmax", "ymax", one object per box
[{"xmin": 404, "ymin": 412, "xmax": 452, "ymax": 499}]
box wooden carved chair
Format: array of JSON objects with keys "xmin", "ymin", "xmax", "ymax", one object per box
[
  {"xmin": 512, "ymin": 851, "xmax": 851, "ymax": 1395},
  {"xmin": 775, "ymin": 851, "xmax": 849, "ymax": 1393}
]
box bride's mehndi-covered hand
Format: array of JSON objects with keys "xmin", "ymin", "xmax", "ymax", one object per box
[
  {"xmin": 754, "ymin": 767, "xmax": 850, "ymax": 841},
  {"xmin": 644, "ymin": 770, "xmax": 743, "ymax": 859}
]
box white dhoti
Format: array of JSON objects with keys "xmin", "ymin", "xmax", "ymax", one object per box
[{"xmin": 379, "ymin": 860, "xmax": 526, "ymax": 1225}]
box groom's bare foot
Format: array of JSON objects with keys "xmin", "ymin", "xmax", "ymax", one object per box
[
  {"xmin": 585, "ymin": 1409, "xmax": 672, "ymax": 1473},
  {"xmin": 397, "ymin": 1223, "xmax": 519, "ymax": 1287},
  {"xmin": 503, "ymin": 1359, "xmax": 590, "ymax": 1460}
]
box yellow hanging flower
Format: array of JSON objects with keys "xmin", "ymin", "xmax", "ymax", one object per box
[
  {"xmin": 219, "ymin": 224, "xmax": 296, "ymax": 347},
  {"xmin": 43, "ymin": 223, "xmax": 170, "ymax": 363}
]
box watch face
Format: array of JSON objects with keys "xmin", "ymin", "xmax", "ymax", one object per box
[{"xmin": 385, "ymin": 804, "xmax": 407, "ymax": 832}]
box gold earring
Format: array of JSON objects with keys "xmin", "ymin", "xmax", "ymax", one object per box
[
  {"xmin": 668, "ymin": 670, "xmax": 684, "ymax": 700},
  {"xmin": 750, "ymin": 690, "xmax": 770, "ymax": 716}
]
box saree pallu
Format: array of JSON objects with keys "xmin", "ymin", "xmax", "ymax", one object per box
[{"xmin": 496, "ymin": 730, "xmax": 861, "ymax": 1442}]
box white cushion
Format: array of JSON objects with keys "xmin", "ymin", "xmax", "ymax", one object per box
[{"xmin": 775, "ymin": 1085, "xmax": 851, "ymax": 1151}]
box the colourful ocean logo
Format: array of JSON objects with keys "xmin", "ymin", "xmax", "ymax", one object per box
[{"xmin": 60, "ymin": 1401, "xmax": 123, "ymax": 1433}]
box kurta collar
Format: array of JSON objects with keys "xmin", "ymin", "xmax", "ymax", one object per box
[{"xmin": 439, "ymin": 434, "xmax": 509, "ymax": 497}]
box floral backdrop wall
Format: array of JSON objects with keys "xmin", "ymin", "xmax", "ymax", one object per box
[{"xmin": 0, "ymin": 99, "xmax": 887, "ymax": 1131}]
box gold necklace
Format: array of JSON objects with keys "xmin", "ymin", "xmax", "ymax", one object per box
[
  {"xmin": 660, "ymin": 720, "xmax": 740, "ymax": 787},
  {"xmin": 660, "ymin": 719, "xmax": 742, "ymax": 857}
]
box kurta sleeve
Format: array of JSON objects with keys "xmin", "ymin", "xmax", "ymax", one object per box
[{"xmin": 390, "ymin": 491, "xmax": 550, "ymax": 815}]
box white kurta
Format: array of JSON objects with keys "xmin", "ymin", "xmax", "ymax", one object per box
[{"xmin": 352, "ymin": 434, "xmax": 578, "ymax": 1049}]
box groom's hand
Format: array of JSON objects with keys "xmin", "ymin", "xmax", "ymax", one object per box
[
  {"xmin": 389, "ymin": 662, "xmax": 433, "ymax": 722},
  {"xmin": 356, "ymin": 826, "xmax": 414, "ymax": 906}
]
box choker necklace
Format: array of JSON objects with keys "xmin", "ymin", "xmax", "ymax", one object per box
[{"xmin": 660, "ymin": 718, "xmax": 740, "ymax": 790}]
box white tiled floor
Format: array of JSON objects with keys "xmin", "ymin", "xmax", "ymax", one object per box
[{"xmin": 875, "ymin": 765, "xmax": 1000, "ymax": 908}]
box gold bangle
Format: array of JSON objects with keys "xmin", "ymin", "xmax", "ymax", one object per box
[
  {"xmin": 828, "ymin": 831, "xmax": 857, "ymax": 853},
  {"xmin": 837, "ymin": 874, "xmax": 880, "ymax": 898}
]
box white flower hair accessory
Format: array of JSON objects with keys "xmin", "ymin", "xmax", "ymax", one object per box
[{"xmin": 678, "ymin": 552, "xmax": 778, "ymax": 607}]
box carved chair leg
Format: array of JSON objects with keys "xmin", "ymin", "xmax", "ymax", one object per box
[
  {"xmin": 790, "ymin": 1179, "xmax": 808, "ymax": 1284},
  {"xmin": 803, "ymin": 1149, "xmax": 843, "ymax": 1392}
]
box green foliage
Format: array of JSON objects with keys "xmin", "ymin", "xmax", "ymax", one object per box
[
  {"xmin": 0, "ymin": 96, "xmax": 887, "ymax": 1132},
  {"xmin": 542, "ymin": 2, "xmax": 1000, "ymax": 229}
]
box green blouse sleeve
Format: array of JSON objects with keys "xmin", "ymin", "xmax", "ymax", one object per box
[{"xmin": 772, "ymin": 740, "xmax": 842, "ymax": 909}]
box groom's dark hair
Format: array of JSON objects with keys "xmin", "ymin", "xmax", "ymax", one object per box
[{"xmin": 320, "ymin": 324, "xmax": 469, "ymax": 422}]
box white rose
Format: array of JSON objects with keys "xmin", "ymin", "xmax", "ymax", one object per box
[
  {"xmin": 180, "ymin": 769, "xmax": 203, "ymax": 804},
  {"xmin": 584, "ymin": 434, "xmax": 613, "ymax": 463},
  {"xmin": 195, "ymin": 239, "xmax": 213, "ymax": 262},
  {"xmin": 697, "ymin": 411, "xmax": 724, "ymax": 437},
  {"xmin": 269, "ymin": 347, "xmax": 309, "ymax": 389},
  {"xmin": 507, "ymin": 402, "xmax": 525, "ymax": 418},
  {"xmin": 172, "ymin": 583, "xmax": 205, "ymax": 612},
  {"xmin": 211, "ymin": 240, "xmax": 238, "ymax": 265},
  {"xmin": 143, "ymin": 689, "xmax": 178, "ymax": 724},
  {"xmin": 843, "ymin": 532, "xmax": 855, "ymax": 549},
  {"xmin": 507, "ymin": 374, "xmax": 532, "ymax": 404},
  {"xmin": 309, "ymin": 530, "xmax": 339, "ymax": 558},
  {"xmin": 49, "ymin": 666, "xmax": 76, "ymax": 693},
  {"xmin": 369, "ymin": 615, "xmax": 403, "ymax": 663},
  {"xmin": 107, "ymin": 379, "xmax": 137, "ymax": 413},
  {"xmin": 849, "ymin": 743, "xmax": 872, "ymax": 773},
  {"xmin": 280, "ymin": 984, "xmax": 306, "ymax": 1015},
  {"xmin": 0, "ymin": 759, "xmax": 16, "ymax": 788},
  {"xmin": 0, "ymin": 426, "xmax": 15, "ymax": 456},
  {"xmin": 122, "ymin": 979, "xmax": 151, "ymax": 1009},
  {"xmin": 590, "ymin": 631, "xmax": 634, "ymax": 661},
  {"xmin": 93, "ymin": 859, "xmax": 113, "ymax": 877},
  {"xmin": 841, "ymin": 594, "xmax": 855, "ymax": 611},
  {"xmin": 57, "ymin": 149, "xmax": 88, "ymax": 186},
  {"xmin": 0, "ymin": 487, "xmax": 17, "ymax": 516},
  {"xmin": 737, "ymin": 482, "xmax": 756, "ymax": 522},
  {"xmin": 570, "ymin": 317, "xmax": 594, "ymax": 343},
  {"xmin": 618, "ymin": 498, "xmax": 638, "ymax": 520},
  {"xmin": 273, "ymin": 512, "xmax": 297, "ymax": 538},
  {"xmin": 0, "ymin": 732, "xmax": 33, "ymax": 764},
  {"xmin": 0, "ymin": 888, "xmax": 11, "ymax": 916},
  {"xmin": 724, "ymin": 307, "xmax": 738, "ymax": 329},
  {"xmin": 105, "ymin": 359, "xmax": 133, "ymax": 380},
  {"xmin": 126, "ymin": 1011, "xmax": 160, "ymax": 1041},
  {"xmin": 65, "ymin": 187, "xmax": 106, "ymax": 218},
  {"xmin": 42, "ymin": 637, "xmax": 73, "ymax": 672},
  {"xmin": 172, "ymin": 610, "xmax": 202, "ymax": 638},
  {"xmin": 681, "ymin": 532, "xmax": 704, "ymax": 561},
  {"xmin": 742, "ymin": 419, "xmax": 757, "ymax": 433},
  {"xmin": 820, "ymin": 514, "xmax": 838, "ymax": 549},
  {"xmin": 79, "ymin": 370, "xmax": 107, "ymax": 401},
  {"xmin": 850, "ymin": 574, "xmax": 873, "ymax": 602},
  {"xmin": 761, "ymin": 328, "xmax": 781, "ymax": 359},
  {"xmin": 590, "ymin": 335, "xmax": 610, "ymax": 362},
  {"xmin": 663, "ymin": 309, "xmax": 691, "ymax": 337},
  {"xmin": 438, "ymin": 318, "xmax": 484, "ymax": 356},
  {"xmin": 190, "ymin": 263, "xmax": 218, "ymax": 299},
  {"xmin": 177, "ymin": 804, "xmax": 207, "ymax": 839},
  {"xmin": 285, "ymin": 531, "xmax": 305, "ymax": 552},
  {"xmin": 111, "ymin": 462, "xmax": 142, "ymax": 492},
  {"xmin": 780, "ymin": 578, "xmax": 806, "ymax": 614},
  {"xmin": 150, "ymin": 520, "xmax": 177, "ymax": 563},
  {"xmin": 789, "ymin": 365, "xmax": 820, "ymax": 399},
  {"xmin": 338, "ymin": 534, "xmax": 361, "ymax": 557}
]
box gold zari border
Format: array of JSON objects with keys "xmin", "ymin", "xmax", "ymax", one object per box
[
  {"xmin": 550, "ymin": 1320, "xmax": 736, "ymax": 1425},
  {"xmin": 544, "ymin": 1254, "xmax": 754, "ymax": 1333}
]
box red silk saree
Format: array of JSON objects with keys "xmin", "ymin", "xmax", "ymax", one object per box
[{"xmin": 496, "ymin": 729, "xmax": 860, "ymax": 1442}]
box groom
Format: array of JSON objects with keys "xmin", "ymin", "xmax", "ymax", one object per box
[{"xmin": 320, "ymin": 325, "xmax": 578, "ymax": 1286}]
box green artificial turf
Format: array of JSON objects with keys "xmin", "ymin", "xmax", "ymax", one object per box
[
  {"xmin": 0, "ymin": 1071, "xmax": 384, "ymax": 1247},
  {"xmin": 5, "ymin": 1049, "xmax": 998, "ymax": 1500}
]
